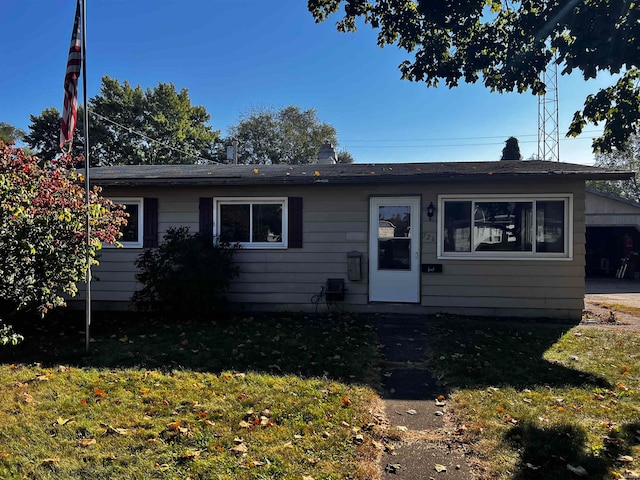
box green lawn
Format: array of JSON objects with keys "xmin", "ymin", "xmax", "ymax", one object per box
[
  {"xmin": 425, "ymin": 320, "xmax": 640, "ymax": 480},
  {"xmin": 4, "ymin": 311, "xmax": 638, "ymax": 479},
  {"xmin": 0, "ymin": 312, "xmax": 383, "ymax": 479}
]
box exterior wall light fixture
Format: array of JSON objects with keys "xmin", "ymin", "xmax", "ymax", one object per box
[{"xmin": 427, "ymin": 202, "xmax": 435, "ymax": 221}]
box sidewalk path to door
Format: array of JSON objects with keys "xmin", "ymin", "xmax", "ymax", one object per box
[{"xmin": 368, "ymin": 314, "xmax": 474, "ymax": 480}]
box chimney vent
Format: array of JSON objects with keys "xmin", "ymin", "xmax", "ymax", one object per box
[{"xmin": 317, "ymin": 141, "xmax": 337, "ymax": 164}]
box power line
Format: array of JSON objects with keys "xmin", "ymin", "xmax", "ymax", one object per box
[
  {"xmin": 89, "ymin": 110, "xmax": 219, "ymax": 164},
  {"xmin": 342, "ymin": 136, "xmax": 596, "ymax": 149},
  {"xmin": 341, "ymin": 130, "xmax": 602, "ymax": 144}
]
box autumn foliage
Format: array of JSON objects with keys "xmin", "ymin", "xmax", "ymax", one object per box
[{"xmin": 0, "ymin": 141, "xmax": 127, "ymax": 316}]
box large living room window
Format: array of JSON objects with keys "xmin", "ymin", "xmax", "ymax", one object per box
[
  {"xmin": 215, "ymin": 198, "xmax": 287, "ymax": 249},
  {"xmin": 438, "ymin": 195, "xmax": 572, "ymax": 259}
]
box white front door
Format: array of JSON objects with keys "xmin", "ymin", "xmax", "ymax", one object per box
[{"xmin": 369, "ymin": 196, "xmax": 421, "ymax": 303}]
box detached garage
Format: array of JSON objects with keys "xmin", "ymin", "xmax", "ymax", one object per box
[{"xmin": 585, "ymin": 188, "xmax": 640, "ymax": 278}]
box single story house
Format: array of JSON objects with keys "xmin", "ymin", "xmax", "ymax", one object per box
[
  {"xmin": 585, "ymin": 188, "xmax": 640, "ymax": 277},
  {"xmin": 82, "ymin": 157, "xmax": 631, "ymax": 320}
]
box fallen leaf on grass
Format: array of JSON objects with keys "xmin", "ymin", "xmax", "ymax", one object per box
[
  {"xmin": 77, "ymin": 438, "xmax": 96, "ymax": 447},
  {"xmin": 22, "ymin": 393, "xmax": 34, "ymax": 404},
  {"xmin": 230, "ymin": 443, "xmax": 247, "ymax": 456},
  {"xmin": 618, "ymin": 455, "xmax": 634, "ymax": 463},
  {"xmin": 182, "ymin": 450, "xmax": 201, "ymax": 460},
  {"xmin": 41, "ymin": 458, "xmax": 60, "ymax": 465},
  {"xmin": 105, "ymin": 425, "xmax": 130, "ymax": 435},
  {"xmin": 94, "ymin": 388, "xmax": 107, "ymax": 398},
  {"xmin": 248, "ymin": 460, "xmax": 265, "ymax": 467},
  {"xmin": 56, "ymin": 417, "xmax": 74, "ymax": 426},
  {"xmin": 567, "ymin": 464, "xmax": 589, "ymax": 476}
]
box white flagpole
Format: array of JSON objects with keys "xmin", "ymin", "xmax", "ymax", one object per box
[{"xmin": 81, "ymin": 0, "xmax": 91, "ymax": 353}]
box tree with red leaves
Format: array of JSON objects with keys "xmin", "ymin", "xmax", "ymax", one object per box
[{"xmin": 0, "ymin": 142, "xmax": 127, "ymax": 320}]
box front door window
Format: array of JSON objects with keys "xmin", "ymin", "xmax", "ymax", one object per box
[{"xmin": 378, "ymin": 205, "xmax": 411, "ymax": 270}]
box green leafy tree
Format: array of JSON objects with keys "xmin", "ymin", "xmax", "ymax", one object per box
[
  {"xmin": 337, "ymin": 149, "xmax": 354, "ymax": 164},
  {"xmin": 588, "ymin": 134, "xmax": 640, "ymax": 202},
  {"xmin": 501, "ymin": 137, "xmax": 522, "ymax": 161},
  {"xmin": 25, "ymin": 76, "xmax": 220, "ymax": 166},
  {"xmin": 225, "ymin": 105, "xmax": 352, "ymax": 164},
  {"xmin": 0, "ymin": 122, "xmax": 25, "ymax": 145},
  {"xmin": 24, "ymin": 107, "xmax": 84, "ymax": 161},
  {"xmin": 0, "ymin": 141, "xmax": 127, "ymax": 319},
  {"xmin": 308, "ymin": 0, "xmax": 639, "ymax": 153}
]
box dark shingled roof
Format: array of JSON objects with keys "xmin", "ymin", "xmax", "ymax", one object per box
[{"xmin": 88, "ymin": 160, "xmax": 633, "ymax": 187}]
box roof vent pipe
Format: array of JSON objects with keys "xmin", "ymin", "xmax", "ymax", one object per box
[{"xmin": 317, "ymin": 141, "xmax": 337, "ymax": 164}]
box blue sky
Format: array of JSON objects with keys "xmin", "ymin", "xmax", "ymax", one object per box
[{"xmin": 1, "ymin": 0, "xmax": 615, "ymax": 165}]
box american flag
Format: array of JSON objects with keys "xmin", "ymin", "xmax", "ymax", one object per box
[{"xmin": 60, "ymin": 0, "xmax": 82, "ymax": 150}]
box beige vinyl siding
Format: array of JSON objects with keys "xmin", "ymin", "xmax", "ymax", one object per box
[
  {"xmin": 225, "ymin": 185, "xmax": 370, "ymax": 306},
  {"xmin": 90, "ymin": 249, "xmax": 140, "ymax": 303},
  {"xmin": 78, "ymin": 179, "xmax": 585, "ymax": 319}
]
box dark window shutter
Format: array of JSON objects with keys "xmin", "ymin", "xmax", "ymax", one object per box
[
  {"xmin": 199, "ymin": 197, "xmax": 214, "ymax": 242},
  {"xmin": 143, "ymin": 198, "xmax": 158, "ymax": 248},
  {"xmin": 288, "ymin": 197, "xmax": 303, "ymax": 248}
]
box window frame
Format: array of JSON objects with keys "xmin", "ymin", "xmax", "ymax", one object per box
[
  {"xmin": 437, "ymin": 194, "xmax": 573, "ymax": 260},
  {"xmin": 213, "ymin": 197, "xmax": 288, "ymax": 249},
  {"xmin": 109, "ymin": 197, "xmax": 144, "ymax": 248}
]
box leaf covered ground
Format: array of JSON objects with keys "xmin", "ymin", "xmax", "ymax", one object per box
[
  {"xmin": 424, "ymin": 320, "xmax": 640, "ymax": 480},
  {"xmin": 0, "ymin": 312, "xmax": 384, "ymax": 479}
]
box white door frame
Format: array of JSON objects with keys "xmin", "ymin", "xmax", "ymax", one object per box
[{"xmin": 369, "ymin": 196, "xmax": 421, "ymax": 303}]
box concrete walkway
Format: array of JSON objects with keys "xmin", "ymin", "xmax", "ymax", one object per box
[
  {"xmin": 368, "ymin": 281, "xmax": 640, "ymax": 478},
  {"xmin": 369, "ymin": 315, "xmax": 472, "ymax": 480}
]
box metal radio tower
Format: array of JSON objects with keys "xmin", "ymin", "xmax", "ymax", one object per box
[{"xmin": 538, "ymin": 60, "xmax": 560, "ymax": 161}]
